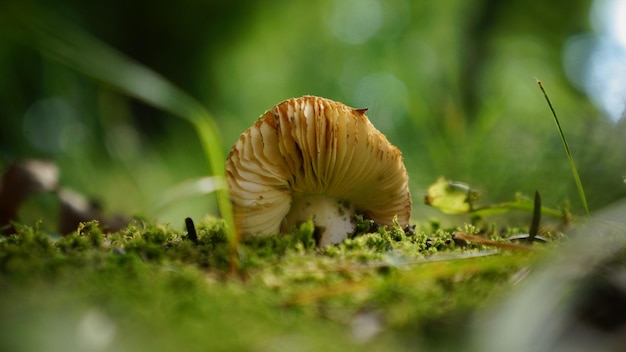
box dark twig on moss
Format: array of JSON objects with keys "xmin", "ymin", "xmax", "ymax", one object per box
[
  {"xmin": 185, "ymin": 217, "xmax": 198, "ymax": 243},
  {"xmin": 527, "ymin": 190, "xmax": 542, "ymax": 244}
]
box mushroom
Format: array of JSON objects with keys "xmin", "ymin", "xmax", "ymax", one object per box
[{"xmin": 225, "ymin": 96, "xmax": 411, "ymax": 246}]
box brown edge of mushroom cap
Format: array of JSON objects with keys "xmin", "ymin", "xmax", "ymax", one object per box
[{"xmin": 225, "ymin": 95, "xmax": 411, "ymax": 237}]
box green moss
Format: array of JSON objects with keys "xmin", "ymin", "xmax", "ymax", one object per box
[{"xmin": 0, "ymin": 219, "xmax": 544, "ymax": 351}]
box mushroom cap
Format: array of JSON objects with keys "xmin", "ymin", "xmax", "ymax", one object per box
[{"xmin": 225, "ymin": 95, "xmax": 411, "ymax": 237}]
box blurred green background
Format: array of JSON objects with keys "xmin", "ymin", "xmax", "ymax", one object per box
[{"xmin": 1, "ymin": 0, "xmax": 625, "ymax": 229}]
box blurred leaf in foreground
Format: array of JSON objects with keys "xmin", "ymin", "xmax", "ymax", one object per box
[{"xmin": 474, "ymin": 199, "xmax": 626, "ymax": 352}]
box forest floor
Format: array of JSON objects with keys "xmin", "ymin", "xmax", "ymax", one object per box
[{"xmin": 0, "ymin": 216, "xmax": 564, "ymax": 351}]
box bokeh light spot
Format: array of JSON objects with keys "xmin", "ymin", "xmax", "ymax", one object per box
[
  {"xmin": 564, "ymin": 0, "xmax": 626, "ymax": 122},
  {"xmin": 22, "ymin": 98, "xmax": 86, "ymax": 154},
  {"xmin": 327, "ymin": 0, "xmax": 383, "ymax": 44},
  {"xmin": 352, "ymin": 72, "xmax": 408, "ymax": 132}
]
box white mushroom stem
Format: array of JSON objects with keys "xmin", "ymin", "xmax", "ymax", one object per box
[{"xmin": 281, "ymin": 195, "xmax": 356, "ymax": 246}]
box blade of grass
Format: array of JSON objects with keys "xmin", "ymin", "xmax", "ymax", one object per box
[
  {"xmin": 4, "ymin": 3, "xmax": 239, "ymax": 269},
  {"xmin": 536, "ymin": 79, "xmax": 590, "ymax": 216}
]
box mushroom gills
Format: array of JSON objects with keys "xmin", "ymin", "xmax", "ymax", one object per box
[
  {"xmin": 225, "ymin": 96, "xmax": 412, "ymax": 242},
  {"xmin": 281, "ymin": 195, "xmax": 356, "ymax": 247}
]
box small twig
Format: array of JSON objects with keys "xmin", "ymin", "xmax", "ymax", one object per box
[
  {"xmin": 527, "ymin": 191, "xmax": 542, "ymax": 244},
  {"xmin": 454, "ymin": 232, "xmax": 535, "ymax": 251},
  {"xmin": 185, "ymin": 217, "xmax": 198, "ymax": 243}
]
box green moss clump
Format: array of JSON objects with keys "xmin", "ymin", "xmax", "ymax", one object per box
[
  {"xmin": 0, "ymin": 218, "xmax": 546, "ymax": 351},
  {"xmin": 56, "ymin": 221, "xmax": 105, "ymax": 252}
]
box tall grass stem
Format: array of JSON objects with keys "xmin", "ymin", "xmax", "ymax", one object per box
[{"xmin": 536, "ymin": 79, "xmax": 590, "ymax": 216}]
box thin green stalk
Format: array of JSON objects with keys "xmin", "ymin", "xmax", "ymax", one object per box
[{"xmin": 536, "ymin": 79, "xmax": 589, "ymax": 216}]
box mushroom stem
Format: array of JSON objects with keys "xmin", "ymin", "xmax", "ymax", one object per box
[{"xmin": 281, "ymin": 195, "xmax": 356, "ymax": 247}]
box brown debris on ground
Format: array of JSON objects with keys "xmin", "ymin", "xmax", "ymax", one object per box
[{"xmin": 0, "ymin": 159, "xmax": 128, "ymax": 235}]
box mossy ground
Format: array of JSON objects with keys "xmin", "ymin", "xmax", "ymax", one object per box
[{"xmin": 0, "ymin": 218, "xmax": 546, "ymax": 351}]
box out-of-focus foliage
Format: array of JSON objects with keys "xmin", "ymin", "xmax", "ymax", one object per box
[
  {"xmin": 425, "ymin": 177, "xmax": 480, "ymax": 214},
  {"xmin": 0, "ymin": 0, "xmax": 624, "ymax": 227}
]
